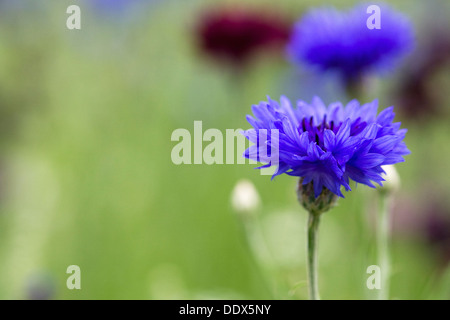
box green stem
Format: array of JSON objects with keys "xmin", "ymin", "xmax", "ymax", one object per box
[
  {"xmin": 377, "ymin": 193, "xmax": 391, "ymax": 300},
  {"xmin": 307, "ymin": 212, "xmax": 321, "ymax": 300},
  {"xmin": 242, "ymin": 217, "xmax": 277, "ymax": 298},
  {"xmin": 344, "ymin": 74, "xmax": 366, "ymax": 101}
]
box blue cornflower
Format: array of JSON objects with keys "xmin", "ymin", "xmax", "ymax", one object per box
[
  {"xmin": 287, "ymin": 4, "xmax": 414, "ymax": 81},
  {"xmin": 86, "ymin": 0, "xmax": 162, "ymax": 16},
  {"xmin": 89, "ymin": 0, "xmax": 143, "ymax": 11},
  {"xmin": 243, "ymin": 96, "xmax": 410, "ymax": 198}
]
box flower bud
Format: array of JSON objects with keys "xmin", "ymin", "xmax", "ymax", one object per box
[
  {"xmin": 297, "ymin": 179, "xmax": 338, "ymax": 216},
  {"xmin": 379, "ymin": 165, "xmax": 401, "ymax": 195},
  {"xmin": 231, "ymin": 179, "xmax": 261, "ymax": 216}
]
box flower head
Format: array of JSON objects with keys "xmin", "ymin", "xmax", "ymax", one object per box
[
  {"xmin": 196, "ymin": 7, "xmax": 291, "ymax": 66},
  {"xmin": 287, "ymin": 4, "xmax": 414, "ymax": 81},
  {"xmin": 243, "ymin": 96, "xmax": 410, "ymax": 198}
]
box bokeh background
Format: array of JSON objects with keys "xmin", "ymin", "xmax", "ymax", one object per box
[{"xmin": 0, "ymin": 0, "xmax": 449, "ymax": 300}]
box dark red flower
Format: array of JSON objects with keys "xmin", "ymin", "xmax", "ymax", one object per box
[
  {"xmin": 424, "ymin": 204, "xmax": 450, "ymax": 266},
  {"xmin": 393, "ymin": 189, "xmax": 450, "ymax": 267},
  {"xmin": 196, "ymin": 7, "xmax": 291, "ymax": 67},
  {"xmin": 393, "ymin": 31, "xmax": 450, "ymax": 120}
]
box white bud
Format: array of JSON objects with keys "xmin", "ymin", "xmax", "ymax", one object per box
[
  {"xmin": 380, "ymin": 165, "xmax": 401, "ymax": 194},
  {"xmin": 231, "ymin": 179, "xmax": 261, "ymax": 215}
]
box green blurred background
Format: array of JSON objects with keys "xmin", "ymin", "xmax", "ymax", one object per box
[{"xmin": 0, "ymin": 0, "xmax": 449, "ymax": 300}]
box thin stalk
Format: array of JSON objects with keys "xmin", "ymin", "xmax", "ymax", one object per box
[
  {"xmin": 307, "ymin": 212, "xmax": 321, "ymax": 300},
  {"xmin": 376, "ymin": 192, "xmax": 391, "ymax": 300},
  {"xmin": 344, "ymin": 74, "xmax": 366, "ymax": 101}
]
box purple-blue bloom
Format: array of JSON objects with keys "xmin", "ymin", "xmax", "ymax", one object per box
[
  {"xmin": 287, "ymin": 4, "xmax": 414, "ymax": 81},
  {"xmin": 86, "ymin": 0, "xmax": 162, "ymax": 16},
  {"xmin": 89, "ymin": 0, "xmax": 143, "ymax": 11},
  {"xmin": 243, "ymin": 96, "xmax": 410, "ymax": 198}
]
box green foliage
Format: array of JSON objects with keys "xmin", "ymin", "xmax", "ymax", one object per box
[{"xmin": 0, "ymin": 0, "xmax": 448, "ymax": 300}]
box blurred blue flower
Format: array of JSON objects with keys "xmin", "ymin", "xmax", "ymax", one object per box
[
  {"xmin": 86, "ymin": 0, "xmax": 163, "ymax": 17},
  {"xmin": 287, "ymin": 4, "xmax": 414, "ymax": 81},
  {"xmin": 89, "ymin": 0, "xmax": 143, "ymax": 12},
  {"xmin": 243, "ymin": 96, "xmax": 410, "ymax": 198}
]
